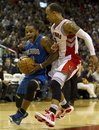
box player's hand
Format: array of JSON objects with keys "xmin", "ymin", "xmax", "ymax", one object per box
[
  {"xmin": 31, "ymin": 64, "xmax": 42, "ymax": 74},
  {"xmin": 90, "ymin": 55, "xmax": 98, "ymax": 67},
  {"xmin": 77, "ymin": 71, "xmax": 81, "ymax": 77},
  {"xmin": 51, "ymin": 43, "xmax": 59, "ymax": 53}
]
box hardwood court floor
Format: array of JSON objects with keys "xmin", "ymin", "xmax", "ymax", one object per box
[{"xmin": 0, "ymin": 99, "xmax": 99, "ymax": 130}]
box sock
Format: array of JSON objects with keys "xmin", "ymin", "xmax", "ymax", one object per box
[
  {"xmin": 49, "ymin": 104, "xmax": 58, "ymax": 114},
  {"xmin": 60, "ymin": 99, "xmax": 67, "ymax": 106},
  {"xmin": 61, "ymin": 98, "xmax": 70, "ymax": 109},
  {"xmin": 61, "ymin": 103, "xmax": 70, "ymax": 109}
]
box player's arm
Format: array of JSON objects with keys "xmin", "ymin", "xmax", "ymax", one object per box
[
  {"xmin": 63, "ymin": 21, "xmax": 98, "ymax": 66},
  {"xmin": 41, "ymin": 36, "xmax": 53, "ymax": 53},
  {"xmin": 40, "ymin": 36, "xmax": 59, "ymax": 68},
  {"xmin": 63, "ymin": 21, "xmax": 95, "ymax": 56},
  {"xmin": 63, "ymin": 21, "xmax": 80, "ymax": 34},
  {"xmin": 30, "ymin": 36, "xmax": 59, "ymax": 73}
]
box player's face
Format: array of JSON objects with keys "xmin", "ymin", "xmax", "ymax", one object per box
[
  {"xmin": 25, "ymin": 26, "xmax": 37, "ymax": 41},
  {"xmin": 46, "ymin": 7, "xmax": 55, "ymax": 23}
]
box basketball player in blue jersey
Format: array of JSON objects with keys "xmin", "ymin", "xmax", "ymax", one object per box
[{"xmin": 9, "ymin": 24, "xmax": 59, "ymax": 125}]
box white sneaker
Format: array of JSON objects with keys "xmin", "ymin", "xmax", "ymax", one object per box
[
  {"xmin": 56, "ymin": 105, "xmax": 74, "ymax": 119},
  {"xmin": 35, "ymin": 110, "xmax": 55, "ymax": 127}
]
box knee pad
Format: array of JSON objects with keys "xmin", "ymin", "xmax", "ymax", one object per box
[
  {"xmin": 16, "ymin": 94, "xmax": 24, "ymax": 108},
  {"xmin": 24, "ymin": 79, "xmax": 40, "ymax": 101},
  {"xmin": 50, "ymin": 80, "xmax": 61, "ymax": 102},
  {"xmin": 52, "ymin": 72, "xmax": 66, "ymax": 88}
]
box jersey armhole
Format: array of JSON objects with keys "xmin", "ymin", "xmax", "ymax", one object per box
[{"xmin": 61, "ymin": 22, "xmax": 67, "ymax": 36}]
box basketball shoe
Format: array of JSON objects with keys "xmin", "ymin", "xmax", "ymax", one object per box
[
  {"xmin": 56, "ymin": 105, "xmax": 74, "ymax": 119},
  {"xmin": 35, "ymin": 110, "xmax": 55, "ymax": 127},
  {"xmin": 9, "ymin": 110, "xmax": 28, "ymax": 125}
]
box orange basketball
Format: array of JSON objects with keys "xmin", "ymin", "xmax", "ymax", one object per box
[{"xmin": 17, "ymin": 56, "xmax": 35, "ymax": 74}]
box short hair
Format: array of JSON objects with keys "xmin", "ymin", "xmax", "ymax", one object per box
[
  {"xmin": 26, "ymin": 22, "xmax": 39, "ymax": 31},
  {"xmin": 48, "ymin": 3, "xmax": 64, "ymax": 14}
]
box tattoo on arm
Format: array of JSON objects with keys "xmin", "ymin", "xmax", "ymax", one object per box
[{"xmin": 64, "ymin": 21, "xmax": 80, "ymax": 34}]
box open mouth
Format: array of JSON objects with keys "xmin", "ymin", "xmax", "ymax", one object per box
[{"xmin": 26, "ymin": 35, "xmax": 33, "ymax": 39}]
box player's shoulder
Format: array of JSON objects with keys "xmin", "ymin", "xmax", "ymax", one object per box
[
  {"xmin": 41, "ymin": 36, "xmax": 50, "ymax": 44},
  {"xmin": 25, "ymin": 40, "xmax": 31, "ymax": 48},
  {"xmin": 63, "ymin": 19, "xmax": 75, "ymax": 28},
  {"xmin": 63, "ymin": 19, "xmax": 80, "ymax": 33},
  {"xmin": 40, "ymin": 35, "xmax": 52, "ymax": 49},
  {"xmin": 41, "ymin": 36, "xmax": 49, "ymax": 41},
  {"xmin": 26, "ymin": 40, "xmax": 31, "ymax": 44}
]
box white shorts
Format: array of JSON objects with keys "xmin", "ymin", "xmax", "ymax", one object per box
[{"xmin": 51, "ymin": 54, "xmax": 81, "ymax": 88}]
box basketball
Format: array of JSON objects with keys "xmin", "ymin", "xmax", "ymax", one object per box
[{"xmin": 17, "ymin": 56, "xmax": 35, "ymax": 74}]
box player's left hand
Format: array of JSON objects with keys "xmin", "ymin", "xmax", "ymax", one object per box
[
  {"xmin": 90, "ymin": 55, "xmax": 98, "ymax": 67},
  {"xmin": 51, "ymin": 43, "xmax": 59, "ymax": 52},
  {"xmin": 30, "ymin": 64, "xmax": 42, "ymax": 74}
]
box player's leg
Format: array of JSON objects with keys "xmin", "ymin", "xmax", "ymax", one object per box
[
  {"xmin": 20, "ymin": 79, "xmax": 41, "ymax": 111},
  {"xmin": 35, "ymin": 79, "xmax": 61, "ymax": 127},
  {"xmin": 15, "ymin": 93, "xmax": 25, "ymax": 108},
  {"xmin": 10, "ymin": 79, "xmax": 40, "ymax": 125},
  {"xmin": 9, "ymin": 77, "xmax": 41, "ymax": 124},
  {"xmin": 9, "ymin": 74, "xmax": 48, "ymax": 125},
  {"xmin": 52, "ymin": 59, "xmax": 78, "ymax": 119},
  {"xmin": 35, "ymin": 75, "xmax": 74, "ymax": 126},
  {"xmin": 62, "ymin": 73, "xmax": 78, "ymax": 106},
  {"xmin": 9, "ymin": 79, "xmax": 41, "ymax": 125},
  {"xmin": 9, "ymin": 76, "xmax": 31, "ymax": 125},
  {"xmin": 35, "ymin": 57, "xmax": 80, "ymax": 126},
  {"xmin": 62, "ymin": 80, "xmax": 71, "ymax": 104},
  {"xmin": 35, "ymin": 72, "xmax": 72, "ymax": 125},
  {"xmin": 21, "ymin": 75, "xmax": 48, "ymax": 111},
  {"xmin": 55, "ymin": 91, "xmax": 74, "ymax": 119},
  {"xmin": 56, "ymin": 74, "xmax": 78, "ymax": 119},
  {"xmin": 69, "ymin": 73, "xmax": 78, "ymax": 105}
]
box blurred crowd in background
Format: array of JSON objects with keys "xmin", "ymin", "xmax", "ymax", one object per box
[{"xmin": 0, "ymin": 0, "xmax": 99, "ymax": 102}]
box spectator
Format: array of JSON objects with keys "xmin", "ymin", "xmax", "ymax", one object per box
[
  {"xmin": 0, "ymin": 62, "xmax": 10, "ymax": 102},
  {"xmin": 92, "ymin": 66, "xmax": 99, "ymax": 83},
  {"xmin": 0, "ymin": 58, "xmax": 20, "ymax": 102},
  {"xmin": 77, "ymin": 64, "xmax": 97, "ymax": 99}
]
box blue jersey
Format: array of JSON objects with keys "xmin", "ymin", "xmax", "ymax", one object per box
[
  {"xmin": 25, "ymin": 34, "xmax": 48, "ymax": 75},
  {"xmin": 17, "ymin": 34, "xmax": 48, "ymax": 94}
]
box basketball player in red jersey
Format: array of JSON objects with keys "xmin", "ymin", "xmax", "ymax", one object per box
[{"xmin": 35, "ymin": 3, "xmax": 98, "ymax": 127}]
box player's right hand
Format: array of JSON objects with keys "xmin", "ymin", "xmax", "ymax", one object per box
[
  {"xmin": 90, "ymin": 55, "xmax": 98, "ymax": 68},
  {"xmin": 30, "ymin": 64, "xmax": 41, "ymax": 74},
  {"xmin": 51, "ymin": 43, "xmax": 59, "ymax": 53}
]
